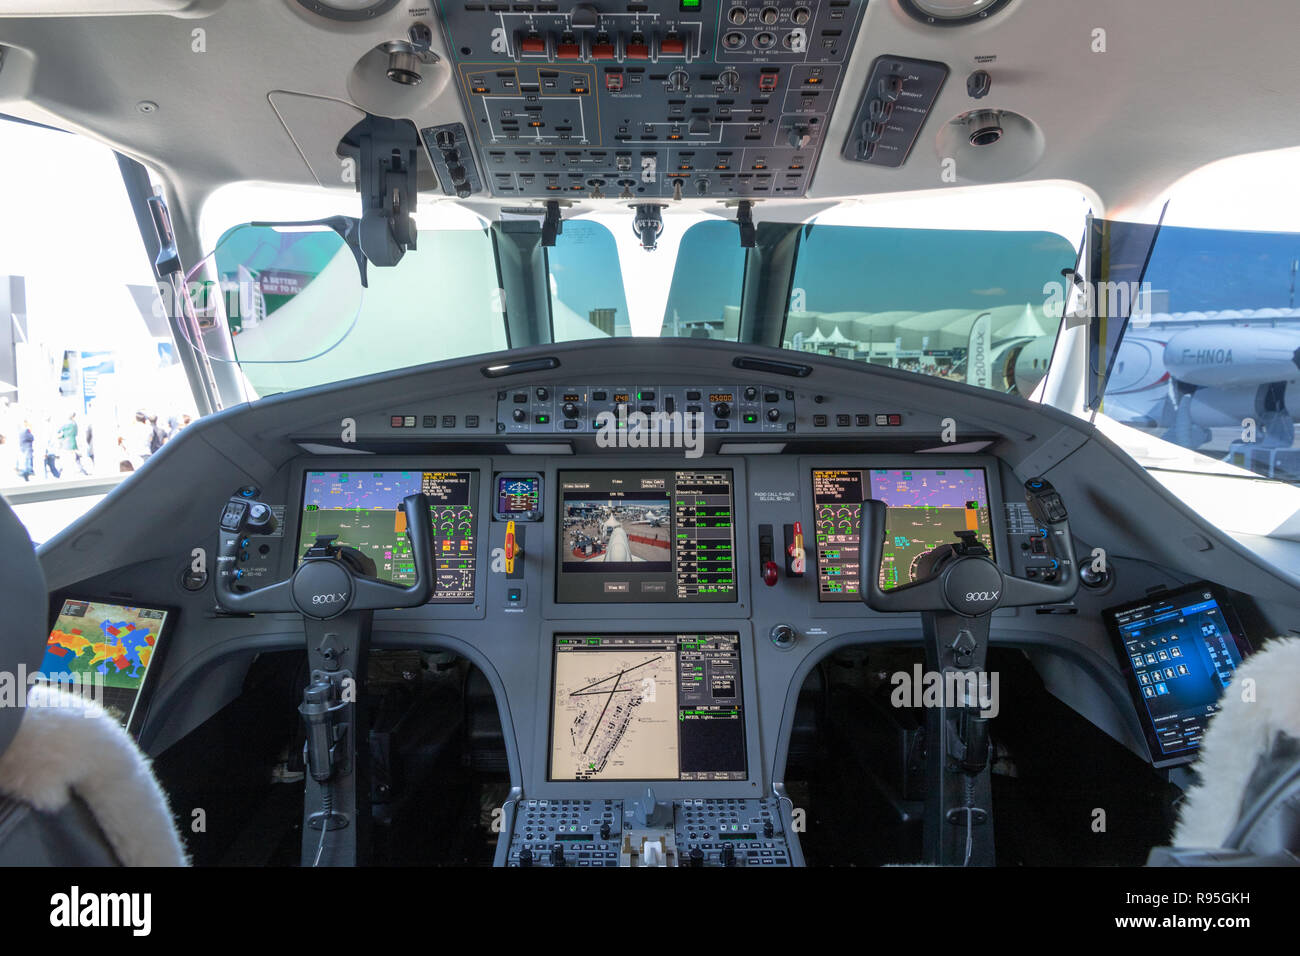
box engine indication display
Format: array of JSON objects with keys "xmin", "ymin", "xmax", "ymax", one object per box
[
  {"xmin": 556, "ymin": 470, "xmax": 736, "ymax": 603},
  {"xmin": 299, "ymin": 471, "xmax": 478, "ymax": 602},
  {"xmin": 813, "ymin": 468, "xmax": 994, "ymax": 601}
]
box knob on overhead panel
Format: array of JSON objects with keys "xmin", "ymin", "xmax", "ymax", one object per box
[
  {"xmin": 719, "ymin": 68, "xmax": 741, "ymax": 93},
  {"xmin": 667, "ymin": 69, "xmax": 690, "ymax": 93}
]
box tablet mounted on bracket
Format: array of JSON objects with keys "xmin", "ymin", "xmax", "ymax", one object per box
[{"xmin": 1103, "ymin": 581, "xmax": 1253, "ymax": 768}]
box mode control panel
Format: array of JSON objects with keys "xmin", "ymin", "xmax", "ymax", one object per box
[
  {"xmin": 841, "ymin": 55, "xmax": 948, "ymax": 167},
  {"xmin": 504, "ymin": 797, "xmax": 792, "ymax": 866},
  {"xmin": 434, "ymin": 0, "xmax": 868, "ymax": 198},
  {"xmin": 495, "ymin": 384, "xmax": 796, "ymax": 434}
]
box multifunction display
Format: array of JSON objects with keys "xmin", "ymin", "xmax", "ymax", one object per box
[
  {"xmin": 299, "ymin": 471, "xmax": 477, "ymax": 602},
  {"xmin": 813, "ymin": 468, "xmax": 994, "ymax": 600},
  {"xmin": 556, "ymin": 470, "xmax": 736, "ymax": 603},
  {"xmin": 549, "ymin": 633, "xmax": 747, "ymax": 782}
]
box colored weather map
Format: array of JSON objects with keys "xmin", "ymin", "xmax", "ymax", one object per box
[{"xmin": 40, "ymin": 602, "xmax": 162, "ymax": 690}]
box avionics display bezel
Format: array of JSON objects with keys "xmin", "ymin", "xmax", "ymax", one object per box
[
  {"xmin": 555, "ymin": 469, "xmax": 737, "ymax": 604},
  {"xmin": 39, "ymin": 595, "xmax": 175, "ymax": 739},
  {"xmin": 810, "ymin": 466, "xmax": 996, "ymax": 602},
  {"xmin": 1103, "ymin": 581, "xmax": 1253, "ymax": 768},
  {"xmin": 297, "ymin": 469, "xmax": 479, "ymax": 603},
  {"xmin": 546, "ymin": 632, "xmax": 748, "ymax": 783},
  {"xmin": 493, "ymin": 472, "xmax": 543, "ymax": 521}
]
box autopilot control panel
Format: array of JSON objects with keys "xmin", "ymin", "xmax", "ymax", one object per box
[{"xmin": 432, "ymin": 0, "xmax": 868, "ymax": 198}]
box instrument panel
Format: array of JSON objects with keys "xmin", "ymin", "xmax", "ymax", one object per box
[{"xmin": 433, "ymin": 0, "xmax": 868, "ymax": 198}]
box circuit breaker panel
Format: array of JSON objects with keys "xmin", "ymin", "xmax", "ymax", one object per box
[{"xmin": 434, "ymin": 0, "xmax": 868, "ymax": 199}]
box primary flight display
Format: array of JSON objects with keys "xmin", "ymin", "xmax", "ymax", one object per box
[{"xmin": 813, "ymin": 468, "xmax": 995, "ymax": 601}]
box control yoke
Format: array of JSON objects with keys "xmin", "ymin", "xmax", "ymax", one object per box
[
  {"xmin": 858, "ymin": 476, "xmax": 1078, "ymax": 617},
  {"xmin": 215, "ymin": 493, "xmax": 436, "ymax": 618},
  {"xmin": 857, "ymin": 476, "xmax": 1078, "ymax": 866}
]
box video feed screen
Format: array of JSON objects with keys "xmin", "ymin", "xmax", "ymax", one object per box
[
  {"xmin": 299, "ymin": 470, "xmax": 477, "ymax": 601},
  {"xmin": 813, "ymin": 468, "xmax": 995, "ymax": 601},
  {"xmin": 37, "ymin": 600, "xmax": 169, "ymax": 730},
  {"xmin": 556, "ymin": 470, "xmax": 736, "ymax": 603},
  {"xmin": 549, "ymin": 633, "xmax": 747, "ymax": 782},
  {"xmin": 1106, "ymin": 583, "xmax": 1252, "ymax": 765}
]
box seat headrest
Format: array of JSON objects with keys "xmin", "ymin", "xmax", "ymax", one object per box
[{"xmin": 0, "ymin": 497, "xmax": 48, "ymax": 758}]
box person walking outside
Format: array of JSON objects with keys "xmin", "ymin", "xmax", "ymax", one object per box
[
  {"xmin": 16, "ymin": 420, "xmax": 34, "ymax": 481},
  {"xmin": 59, "ymin": 412, "xmax": 89, "ymax": 475}
]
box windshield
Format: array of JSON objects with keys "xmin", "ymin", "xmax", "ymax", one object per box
[
  {"xmin": 784, "ymin": 224, "xmax": 1076, "ymax": 393},
  {"xmin": 202, "ymin": 189, "xmax": 1081, "ymax": 401}
]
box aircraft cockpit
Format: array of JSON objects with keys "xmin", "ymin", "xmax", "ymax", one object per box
[{"xmin": 0, "ymin": 0, "xmax": 1298, "ymax": 928}]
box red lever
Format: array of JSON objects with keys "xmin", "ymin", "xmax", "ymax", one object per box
[{"xmin": 763, "ymin": 561, "xmax": 779, "ymax": 587}]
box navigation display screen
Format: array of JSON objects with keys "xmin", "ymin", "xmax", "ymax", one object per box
[
  {"xmin": 37, "ymin": 599, "xmax": 170, "ymax": 733},
  {"xmin": 299, "ymin": 470, "xmax": 477, "ymax": 601},
  {"xmin": 549, "ymin": 633, "xmax": 747, "ymax": 782},
  {"xmin": 555, "ymin": 470, "xmax": 736, "ymax": 603},
  {"xmin": 813, "ymin": 468, "xmax": 994, "ymax": 601},
  {"xmin": 1104, "ymin": 583, "xmax": 1252, "ymax": 766}
]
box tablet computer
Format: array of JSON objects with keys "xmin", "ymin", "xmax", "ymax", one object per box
[
  {"xmin": 1103, "ymin": 582, "xmax": 1252, "ymax": 768},
  {"xmin": 36, "ymin": 598, "xmax": 174, "ymax": 738}
]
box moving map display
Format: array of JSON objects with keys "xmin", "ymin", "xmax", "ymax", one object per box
[
  {"xmin": 549, "ymin": 633, "xmax": 747, "ymax": 782},
  {"xmin": 813, "ymin": 468, "xmax": 995, "ymax": 601},
  {"xmin": 38, "ymin": 599, "xmax": 170, "ymax": 730},
  {"xmin": 298, "ymin": 470, "xmax": 477, "ymax": 601}
]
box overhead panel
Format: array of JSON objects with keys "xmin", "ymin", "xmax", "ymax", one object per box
[{"xmin": 434, "ymin": 0, "xmax": 868, "ymax": 199}]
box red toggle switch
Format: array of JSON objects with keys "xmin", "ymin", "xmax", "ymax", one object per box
[{"xmin": 763, "ymin": 561, "xmax": 779, "ymax": 587}]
